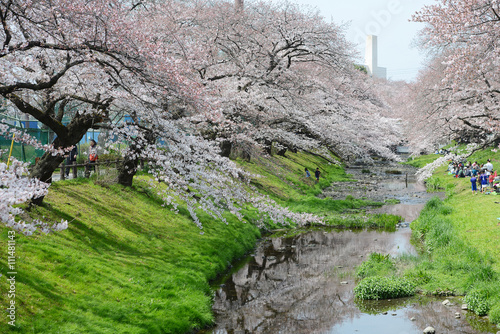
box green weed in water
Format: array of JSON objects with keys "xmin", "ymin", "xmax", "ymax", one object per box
[
  {"xmin": 356, "ymin": 253, "xmax": 395, "ymax": 279},
  {"xmin": 354, "ymin": 276, "xmax": 416, "ymax": 300}
]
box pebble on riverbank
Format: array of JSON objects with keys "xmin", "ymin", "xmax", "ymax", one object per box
[{"xmin": 423, "ymin": 326, "xmax": 436, "ymax": 334}]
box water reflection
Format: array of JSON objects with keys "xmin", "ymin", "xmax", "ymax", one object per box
[
  {"xmin": 208, "ymin": 229, "xmax": 497, "ymax": 334},
  {"xmin": 205, "ymin": 164, "xmax": 497, "ymax": 334},
  {"xmin": 211, "ymin": 229, "xmax": 412, "ymax": 333}
]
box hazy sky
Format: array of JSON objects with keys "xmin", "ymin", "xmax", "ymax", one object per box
[{"xmin": 283, "ymin": 0, "xmax": 435, "ymax": 81}]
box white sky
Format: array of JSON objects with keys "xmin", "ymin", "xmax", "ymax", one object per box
[{"xmin": 281, "ymin": 0, "xmax": 435, "ymax": 81}]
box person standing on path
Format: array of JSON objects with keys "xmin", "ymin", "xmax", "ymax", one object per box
[
  {"xmin": 470, "ymin": 175, "xmax": 478, "ymax": 195},
  {"xmin": 305, "ymin": 168, "xmax": 311, "ymax": 178},
  {"xmin": 315, "ymin": 168, "xmax": 321, "ymax": 183},
  {"xmin": 88, "ymin": 139, "xmax": 98, "ymax": 172},
  {"xmin": 479, "ymin": 170, "xmax": 489, "ymax": 193},
  {"xmin": 484, "ymin": 159, "xmax": 493, "ymax": 173},
  {"xmin": 65, "ymin": 145, "xmax": 78, "ymax": 177}
]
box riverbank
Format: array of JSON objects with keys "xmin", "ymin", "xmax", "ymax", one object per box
[
  {"xmin": 410, "ymin": 148, "xmax": 500, "ymax": 324},
  {"xmin": 0, "ymin": 150, "xmax": 394, "ymax": 333},
  {"xmin": 354, "ymin": 147, "xmax": 500, "ymax": 327},
  {"xmin": 205, "ymin": 154, "xmax": 500, "ymax": 333}
]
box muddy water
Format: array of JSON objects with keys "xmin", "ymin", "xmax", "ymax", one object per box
[{"xmin": 204, "ymin": 163, "xmax": 498, "ymax": 334}]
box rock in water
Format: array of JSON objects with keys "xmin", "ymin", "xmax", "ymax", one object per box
[{"xmin": 423, "ymin": 326, "xmax": 436, "ymax": 334}]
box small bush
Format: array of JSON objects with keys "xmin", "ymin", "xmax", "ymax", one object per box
[
  {"xmin": 356, "ymin": 253, "xmax": 395, "ymax": 279},
  {"xmin": 354, "ymin": 276, "xmax": 416, "ymax": 300},
  {"xmin": 404, "ymin": 268, "xmax": 431, "ymax": 285},
  {"xmin": 423, "ymin": 196, "xmax": 442, "ymax": 210},
  {"xmin": 425, "ymin": 176, "xmax": 443, "ymax": 191},
  {"xmin": 464, "ymin": 290, "xmax": 490, "ymax": 316},
  {"xmin": 489, "ymin": 304, "xmax": 500, "ymax": 324},
  {"xmin": 426, "ymin": 218, "xmax": 455, "ymax": 250},
  {"xmin": 384, "ymin": 198, "xmax": 401, "ymax": 205},
  {"xmin": 368, "ymin": 213, "xmax": 400, "ymax": 230},
  {"xmin": 466, "ymin": 266, "xmax": 497, "ymax": 286}
]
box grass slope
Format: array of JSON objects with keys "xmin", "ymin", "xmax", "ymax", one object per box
[
  {"xmin": 0, "ymin": 179, "xmax": 260, "ymax": 333},
  {"xmin": 239, "ymin": 151, "xmax": 395, "ymax": 229},
  {"xmin": 0, "ymin": 150, "xmax": 396, "ymax": 333}
]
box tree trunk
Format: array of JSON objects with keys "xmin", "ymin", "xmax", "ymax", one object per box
[
  {"xmin": 220, "ymin": 140, "xmax": 232, "ymax": 157},
  {"xmin": 117, "ymin": 156, "xmax": 138, "ymax": 187},
  {"xmin": 116, "ymin": 129, "xmax": 155, "ymax": 187},
  {"xmin": 29, "ymin": 112, "xmax": 102, "ymax": 205}
]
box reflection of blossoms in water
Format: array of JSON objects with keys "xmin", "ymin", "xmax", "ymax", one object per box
[
  {"xmin": 212, "ymin": 229, "xmax": 414, "ymax": 333},
  {"xmin": 211, "ymin": 229, "xmax": 497, "ymax": 334}
]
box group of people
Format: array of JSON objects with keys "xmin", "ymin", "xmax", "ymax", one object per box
[
  {"xmin": 305, "ymin": 167, "xmax": 321, "ymax": 183},
  {"xmin": 448, "ymin": 159, "xmax": 499, "ymax": 195}
]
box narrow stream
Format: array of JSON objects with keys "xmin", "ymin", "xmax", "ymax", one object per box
[{"xmin": 203, "ymin": 163, "xmax": 498, "ymax": 334}]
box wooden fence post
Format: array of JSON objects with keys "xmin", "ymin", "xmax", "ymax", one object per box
[
  {"xmin": 60, "ymin": 162, "xmax": 65, "ymax": 180},
  {"xmin": 85, "ymin": 162, "xmax": 90, "ymax": 178},
  {"xmin": 72, "ymin": 161, "xmax": 77, "ymax": 179}
]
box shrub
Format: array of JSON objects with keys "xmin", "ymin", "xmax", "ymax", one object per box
[
  {"xmin": 354, "ymin": 276, "xmax": 416, "ymax": 300},
  {"xmin": 404, "ymin": 268, "xmax": 431, "ymax": 285},
  {"xmin": 489, "ymin": 304, "xmax": 500, "ymax": 324},
  {"xmin": 425, "ymin": 176, "xmax": 443, "ymax": 191},
  {"xmin": 356, "ymin": 253, "xmax": 395, "ymax": 279},
  {"xmin": 423, "ymin": 196, "xmax": 442, "ymax": 210},
  {"xmin": 464, "ymin": 290, "xmax": 490, "ymax": 316},
  {"xmin": 371, "ymin": 213, "xmax": 400, "ymax": 229}
]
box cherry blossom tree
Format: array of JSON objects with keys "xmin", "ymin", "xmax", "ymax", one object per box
[
  {"xmin": 0, "ymin": 0, "xmax": 137, "ymax": 186},
  {"xmin": 180, "ymin": 0, "xmax": 402, "ymax": 162},
  {"xmin": 0, "ymin": 154, "xmax": 68, "ymax": 234},
  {"xmin": 409, "ymin": 0, "xmax": 500, "ymax": 151},
  {"xmin": 0, "ymin": 0, "xmax": 406, "ymax": 232}
]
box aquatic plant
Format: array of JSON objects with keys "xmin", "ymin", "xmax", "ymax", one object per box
[
  {"xmin": 356, "ymin": 253, "xmax": 395, "ymax": 279},
  {"xmin": 354, "ymin": 276, "xmax": 416, "ymax": 300},
  {"xmin": 464, "ymin": 290, "xmax": 490, "ymax": 316}
]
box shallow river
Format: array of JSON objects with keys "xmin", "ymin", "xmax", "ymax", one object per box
[{"xmin": 202, "ymin": 164, "xmax": 499, "ymax": 334}]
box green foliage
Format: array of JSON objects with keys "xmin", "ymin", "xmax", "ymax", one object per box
[
  {"xmin": 465, "ymin": 290, "xmax": 490, "ymax": 316},
  {"xmin": 425, "ymin": 176, "xmax": 444, "ymax": 191},
  {"xmin": 323, "ymin": 213, "xmax": 399, "ymax": 230},
  {"xmin": 286, "ymin": 196, "xmax": 382, "ymax": 215},
  {"xmin": 404, "ymin": 268, "xmax": 431, "ymax": 285},
  {"xmin": 384, "ymin": 198, "xmax": 401, "ymax": 205},
  {"xmin": 354, "ymin": 276, "xmax": 416, "ymax": 300},
  {"xmin": 356, "ymin": 253, "xmax": 395, "ymax": 279},
  {"xmin": 369, "ymin": 213, "xmax": 400, "ymax": 229},
  {"xmin": 489, "ymin": 304, "xmax": 500, "ymax": 324},
  {"xmin": 354, "ymin": 64, "xmax": 368, "ymax": 74},
  {"xmin": 408, "ymin": 192, "xmax": 500, "ymax": 323},
  {"xmin": 403, "ymin": 154, "xmax": 441, "ymax": 168}
]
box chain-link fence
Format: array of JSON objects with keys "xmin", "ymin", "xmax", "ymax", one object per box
[
  {"xmin": 0, "ymin": 115, "xmax": 50, "ymax": 164},
  {"xmin": 0, "ymin": 114, "xmax": 101, "ymax": 164}
]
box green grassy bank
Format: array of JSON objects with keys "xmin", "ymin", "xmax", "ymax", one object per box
[
  {"xmin": 1, "ymin": 150, "xmax": 394, "ymax": 333},
  {"xmin": 354, "ymin": 147, "xmax": 500, "ymax": 326},
  {"xmin": 0, "ymin": 178, "xmax": 260, "ymax": 333}
]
